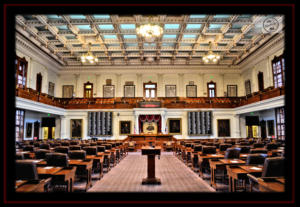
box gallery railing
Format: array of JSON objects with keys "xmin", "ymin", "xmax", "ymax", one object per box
[{"xmin": 15, "ymin": 85, "xmax": 285, "ymax": 109}]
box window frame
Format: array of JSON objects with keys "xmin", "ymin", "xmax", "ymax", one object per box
[
  {"xmin": 16, "ymin": 109, "xmax": 25, "ymax": 142},
  {"xmin": 15, "ymin": 56, "xmax": 28, "ymax": 88},
  {"xmin": 84, "ymin": 81, "xmax": 93, "ymax": 98},
  {"xmin": 272, "ymin": 55, "xmax": 285, "ymax": 88},
  {"xmin": 275, "ymin": 107, "xmax": 285, "ymax": 140},
  {"xmin": 143, "ymin": 82, "xmax": 157, "ymax": 98},
  {"xmin": 245, "ymin": 80, "xmax": 251, "ymax": 96},
  {"xmin": 207, "ymin": 81, "xmax": 216, "ymax": 97}
]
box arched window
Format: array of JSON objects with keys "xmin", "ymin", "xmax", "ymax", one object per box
[
  {"xmin": 84, "ymin": 81, "xmax": 93, "ymax": 98},
  {"xmin": 207, "ymin": 81, "xmax": 216, "ymax": 97},
  {"xmin": 272, "ymin": 55, "xmax": 285, "ymax": 88},
  {"xmin": 143, "ymin": 81, "xmax": 157, "ymax": 98}
]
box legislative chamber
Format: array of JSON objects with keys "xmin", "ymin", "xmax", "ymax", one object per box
[{"xmin": 8, "ymin": 12, "xmax": 291, "ymax": 199}]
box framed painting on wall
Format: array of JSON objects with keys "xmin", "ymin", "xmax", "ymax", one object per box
[
  {"xmin": 124, "ymin": 85, "xmax": 135, "ymax": 98},
  {"xmin": 186, "ymin": 85, "xmax": 197, "ymax": 97},
  {"xmin": 168, "ymin": 118, "xmax": 182, "ymax": 135},
  {"xmin": 165, "ymin": 85, "xmax": 176, "ymax": 97},
  {"xmin": 48, "ymin": 82, "xmax": 55, "ymax": 96},
  {"xmin": 227, "ymin": 85, "xmax": 237, "ymax": 97},
  {"xmin": 103, "ymin": 85, "xmax": 115, "ymax": 98},
  {"xmin": 71, "ymin": 119, "xmax": 82, "ymax": 138},
  {"xmin": 217, "ymin": 119, "xmax": 230, "ymax": 137},
  {"xmin": 119, "ymin": 121, "xmax": 131, "ymax": 135},
  {"xmin": 25, "ymin": 122, "xmax": 32, "ymax": 138}
]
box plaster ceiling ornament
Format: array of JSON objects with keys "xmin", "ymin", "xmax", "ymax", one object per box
[{"xmin": 15, "ymin": 14, "xmax": 284, "ymax": 67}]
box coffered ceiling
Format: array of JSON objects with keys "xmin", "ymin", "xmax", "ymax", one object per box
[{"xmin": 15, "ymin": 14, "xmax": 284, "ymax": 67}]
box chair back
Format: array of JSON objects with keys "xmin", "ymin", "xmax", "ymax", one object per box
[
  {"xmin": 15, "ymin": 160, "xmax": 39, "ymax": 180},
  {"xmin": 23, "ymin": 145, "xmax": 34, "ymax": 152},
  {"xmin": 83, "ymin": 146, "xmax": 98, "ymax": 155},
  {"xmin": 61, "ymin": 142, "xmax": 70, "ymax": 146},
  {"xmin": 185, "ymin": 143, "xmax": 192, "ymax": 148},
  {"xmin": 202, "ymin": 146, "xmax": 216, "ymax": 154},
  {"xmin": 239, "ymin": 146, "xmax": 251, "ymax": 153},
  {"xmin": 262, "ymin": 157, "xmax": 285, "ymax": 177},
  {"xmin": 69, "ymin": 145, "xmax": 81, "ymax": 151},
  {"xmin": 39, "ymin": 143, "xmax": 50, "ymax": 150},
  {"xmin": 266, "ymin": 143, "xmax": 279, "ymax": 150},
  {"xmin": 33, "ymin": 142, "xmax": 40, "ymax": 147},
  {"xmin": 224, "ymin": 148, "xmax": 241, "ymax": 159},
  {"xmin": 54, "ymin": 146, "xmax": 69, "ymax": 154},
  {"xmin": 68, "ymin": 150, "xmax": 86, "ymax": 160},
  {"xmin": 219, "ymin": 144, "xmax": 232, "ymax": 152},
  {"xmin": 45, "ymin": 152, "xmax": 69, "ymax": 167},
  {"xmin": 246, "ymin": 153, "xmax": 267, "ymax": 165},
  {"xmin": 193, "ymin": 145, "xmax": 203, "ymax": 152},
  {"xmin": 250, "ymin": 149, "xmax": 268, "ymax": 154},
  {"xmin": 90, "ymin": 142, "xmax": 97, "ymax": 146},
  {"xmin": 253, "ymin": 143, "xmax": 264, "ymax": 148},
  {"xmin": 35, "ymin": 149, "xmax": 51, "ymax": 159},
  {"xmin": 70, "ymin": 141, "xmax": 79, "ymax": 146},
  {"xmin": 16, "ymin": 152, "xmax": 24, "ymax": 160},
  {"xmin": 97, "ymin": 146, "xmax": 106, "ymax": 152}
]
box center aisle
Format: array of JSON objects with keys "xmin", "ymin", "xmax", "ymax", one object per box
[{"xmin": 88, "ymin": 152, "xmax": 216, "ymax": 192}]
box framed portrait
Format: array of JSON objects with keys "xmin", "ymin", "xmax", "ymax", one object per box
[
  {"xmin": 227, "ymin": 85, "xmax": 237, "ymax": 97},
  {"xmin": 186, "ymin": 85, "xmax": 197, "ymax": 97},
  {"xmin": 25, "ymin": 122, "xmax": 32, "ymax": 138},
  {"xmin": 103, "ymin": 85, "xmax": 115, "ymax": 98},
  {"xmin": 267, "ymin": 120, "xmax": 275, "ymax": 136},
  {"xmin": 124, "ymin": 85, "xmax": 135, "ymax": 98},
  {"xmin": 165, "ymin": 85, "xmax": 176, "ymax": 97},
  {"xmin": 217, "ymin": 119, "xmax": 230, "ymax": 137},
  {"xmin": 62, "ymin": 85, "xmax": 74, "ymax": 98},
  {"xmin": 168, "ymin": 118, "xmax": 182, "ymax": 135},
  {"xmin": 71, "ymin": 119, "xmax": 82, "ymax": 138},
  {"xmin": 48, "ymin": 82, "xmax": 55, "ymax": 96},
  {"xmin": 119, "ymin": 121, "xmax": 131, "ymax": 135}
]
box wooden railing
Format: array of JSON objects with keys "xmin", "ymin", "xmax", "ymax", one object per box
[{"xmin": 15, "ymin": 85, "xmax": 284, "ymax": 109}]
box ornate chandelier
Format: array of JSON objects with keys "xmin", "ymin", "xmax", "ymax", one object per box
[
  {"xmin": 80, "ymin": 43, "xmax": 98, "ymax": 64},
  {"xmin": 136, "ymin": 17, "xmax": 163, "ymax": 42},
  {"xmin": 202, "ymin": 42, "xmax": 221, "ymax": 63}
]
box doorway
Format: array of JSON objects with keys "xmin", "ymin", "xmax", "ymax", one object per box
[
  {"xmin": 36, "ymin": 73, "xmax": 42, "ymax": 93},
  {"xmin": 258, "ymin": 72, "xmax": 264, "ymax": 91}
]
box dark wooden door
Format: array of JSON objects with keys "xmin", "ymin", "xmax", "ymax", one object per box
[
  {"xmin": 217, "ymin": 119, "xmax": 230, "ymax": 137},
  {"xmin": 260, "ymin": 120, "xmax": 267, "ymax": 139},
  {"xmin": 33, "ymin": 121, "xmax": 40, "ymax": 140},
  {"xmin": 258, "ymin": 72, "xmax": 264, "ymax": 91},
  {"xmin": 36, "ymin": 73, "xmax": 42, "ymax": 93}
]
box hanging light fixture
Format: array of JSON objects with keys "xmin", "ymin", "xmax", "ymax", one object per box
[
  {"xmin": 202, "ymin": 41, "xmax": 221, "ymax": 63},
  {"xmin": 80, "ymin": 42, "xmax": 98, "ymax": 64},
  {"xmin": 136, "ymin": 16, "xmax": 163, "ymax": 42}
]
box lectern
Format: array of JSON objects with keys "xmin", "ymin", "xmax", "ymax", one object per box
[{"xmin": 141, "ymin": 146, "xmax": 161, "ymax": 185}]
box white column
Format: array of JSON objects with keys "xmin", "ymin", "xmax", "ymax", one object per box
[
  {"xmin": 60, "ymin": 116, "xmax": 68, "ymax": 139},
  {"xmin": 232, "ymin": 114, "xmax": 241, "ymax": 138},
  {"xmin": 161, "ymin": 110, "xmax": 166, "ymax": 134},
  {"xmin": 136, "ymin": 73, "xmax": 142, "ymax": 97},
  {"xmin": 198, "ymin": 73, "xmax": 204, "ymax": 96},
  {"xmin": 239, "ymin": 115, "xmax": 246, "ymax": 138},
  {"xmin": 74, "ymin": 74, "xmax": 80, "ymax": 97},
  {"xmin": 182, "ymin": 111, "xmax": 187, "ymax": 139},
  {"xmin": 220, "ymin": 73, "xmax": 225, "ymax": 97},
  {"xmin": 134, "ymin": 111, "xmax": 139, "ymax": 134},
  {"xmin": 267, "ymin": 56, "xmax": 273, "ymax": 88},
  {"xmin": 113, "ymin": 112, "xmax": 119, "ymax": 140},
  {"xmin": 116, "ymin": 73, "xmax": 122, "ymax": 97},
  {"xmin": 178, "ymin": 73, "xmax": 184, "ymax": 97},
  {"xmin": 95, "ymin": 74, "xmax": 101, "ymax": 97},
  {"xmin": 157, "ymin": 73, "xmax": 164, "ymax": 97},
  {"xmin": 82, "ymin": 115, "xmax": 88, "ymax": 139},
  {"xmin": 55, "ymin": 117, "xmax": 61, "ymax": 139}
]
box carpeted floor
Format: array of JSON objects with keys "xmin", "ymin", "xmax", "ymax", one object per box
[{"xmin": 88, "ymin": 152, "xmax": 216, "ymax": 192}]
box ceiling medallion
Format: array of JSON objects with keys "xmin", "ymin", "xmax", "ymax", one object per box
[
  {"xmin": 202, "ymin": 42, "xmax": 221, "ymax": 63},
  {"xmin": 80, "ymin": 43, "xmax": 98, "ymax": 64},
  {"xmin": 136, "ymin": 17, "xmax": 163, "ymax": 42}
]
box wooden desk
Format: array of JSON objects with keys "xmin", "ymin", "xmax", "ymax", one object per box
[
  {"xmin": 258, "ymin": 177, "xmax": 285, "ymax": 192},
  {"xmin": 198, "ymin": 153, "xmax": 224, "ymax": 177},
  {"xmin": 15, "ymin": 180, "xmax": 27, "ymax": 188},
  {"xmin": 141, "ymin": 146, "xmax": 161, "ymax": 185},
  {"xmin": 127, "ymin": 134, "xmax": 173, "ymax": 149},
  {"xmin": 227, "ymin": 165, "xmax": 263, "ymax": 192},
  {"xmin": 86, "ymin": 155, "xmax": 104, "ymax": 179},
  {"xmin": 15, "ymin": 179, "xmax": 51, "ymax": 192},
  {"xmin": 37, "ymin": 166, "xmax": 62, "ymax": 179},
  {"xmin": 53, "ymin": 167, "xmax": 77, "ymax": 192},
  {"xmin": 68, "ymin": 159, "xmax": 93, "ymax": 191},
  {"xmin": 98, "ymin": 152, "xmax": 111, "ymax": 172}
]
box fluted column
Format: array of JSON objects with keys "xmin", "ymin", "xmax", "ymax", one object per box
[
  {"xmin": 157, "ymin": 73, "xmax": 164, "ymax": 97},
  {"xmin": 60, "ymin": 116, "xmax": 67, "ymax": 139},
  {"xmin": 95, "ymin": 74, "xmax": 101, "ymax": 97},
  {"xmin": 136, "ymin": 73, "xmax": 142, "ymax": 97},
  {"xmin": 220, "ymin": 73, "xmax": 225, "ymax": 97},
  {"xmin": 82, "ymin": 115, "xmax": 88, "ymax": 139},
  {"xmin": 178, "ymin": 73, "xmax": 184, "ymax": 97},
  {"xmin": 198, "ymin": 73, "xmax": 204, "ymax": 96},
  {"xmin": 116, "ymin": 73, "xmax": 122, "ymax": 97},
  {"xmin": 74, "ymin": 74, "xmax": 80, "ymax": 97}
]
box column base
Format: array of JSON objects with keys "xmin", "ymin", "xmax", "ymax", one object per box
[{"xmin": 142, "ymin": 177, "xmax": 161, "ymax": 185}]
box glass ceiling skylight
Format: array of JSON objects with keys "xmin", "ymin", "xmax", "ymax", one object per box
[
  {"xmin": 103, "ymin": 35, "xmax": 117, "ymax": 39},
  {"xmin": 190, "ymin": 14, "xmax": 206, "ymax": 18},
  {"xmin": 123, "ymin": 35, "xmax": 137, "ymax": 39},
  {"xmin": 214, "ymin": 14, "xmax": 230, "ymax": 18},
  {"xmin": 69, "ymin": 15, "xmax": 86, "ymax": 19},
  {"xmin": 209, "ymin": 24, "xmax": 223, "ymax": 29},
  {"xmin": 163, "ymin": 34, "xmax": 177, "ymax": 39},
  {"xmin": 93, "ymin": 14, "xmax": 110, "ymax": 19},
  {"xmin": 77, "ymin": 25, "xmax": 91, "ymax": 30},
  {"xmin": 57, "ymin": 25, "xmax": 68, "ymax": 30},
  {"xmin": 186, "ymin": 24, "xmax": 202, "ymax": 29},
  {"xmin": 47, "ymin": 15, "xmax": 62, "ymax": 19},
  {"xmin": 182, "ymin": 34, "xmax": 197, "ymax": 39},
  {"xmin": 164, "ymin": 24, "xmax": 180, "ymax": 29},
  {"xmin": 99, "ymin": 24, "xmax": 114, "ymax": 30},
  {"xmin": 120, "ymin": 24, "xmax": 136, "ymax": 29}
]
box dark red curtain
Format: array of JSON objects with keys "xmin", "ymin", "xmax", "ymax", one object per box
[{"xmin": 139, "ymin": 115, "xmax": 161, "ymax": 133}]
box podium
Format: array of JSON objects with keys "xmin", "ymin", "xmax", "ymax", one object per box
[{"xmin": 141, "ymin": 146, "xmax": 161, "ymax": 185}]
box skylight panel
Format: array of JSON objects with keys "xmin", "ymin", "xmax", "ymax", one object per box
[
  {"xmin": 77, "ymin": 25, "xmax": 91, "ymax": 30},
  {"xmin": 164, "ymin": 24, "xmax": 180, "ymax": 29},
  {"xmin": 65, "ymin": 35, "xmax": 77, "ymax": 40},
  {"xmin": 231, "ymin": 24, "xmax": 242, "ymax": 29},
  {"xmin": 224, "ymin": 34, "xmax": 234, "ymax": 39},
  {"xmin": 120, "ymin": 24, "xmax": 136, "ymax": 29},
  {"xmin": 163, "ymin": 34, "xmax": 177, "ymax": 39},
  {"xmin": 209, "ymin": 24, "xmax": 223, "ymax": 29},
  {"xmin": 93, "ymin": 15, "xmax": 110, "ymax": 19},
  {"xmin": 190, "ymin": 14, "xmax": 206, "ymax": 18},
  {"xmin": 144, "ymin": 43, "xmax": 156, "ymax": 47},
  {"xmin": 57, "ymin": 25, "xmax": 68, "ymax": 30},
  {"xmin": 214, "ymin": 14, "xmax": 230, "ymax": 18},
  {"xmin": 69, "ymin": 15, "xmax": 86, "ymax": 19},
  {"xmin": 103, "ymin": 35, "xmax": 117, "ymax": 39},
  {"xmin": 182, "ymin": 34, "xmax": 197, "ymax": 39},
  {"xmin": 123, "ymin": 35, "xmax": 137, "ymax": 39},
  {"xmin": 47, "ymin": 15, "xmax": 62, "ymax": 19},
  {"xmin": 186, "ymin": 24, "xmax": 202, "ymax": 29},
  {"xmin": 98, "ymin": 24, "xmax": 114, "ymax": 30},
  {"xmin": 125, "ymin": 43, "xmax": 138, "ymax": 47},
  {"xmin": 162, "ymin": 43, "xmax": 175, "ymax": 47}
]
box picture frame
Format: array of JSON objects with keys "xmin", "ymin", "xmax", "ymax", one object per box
[
  {"xmin": 168, "ymin": 118, "xmax": 182, "ymax": 135},
  {"xmin": 119, "ymin": 121, "xmax": 131, "ymax": 135},
  {"xmin": 124, "ymin": 85, "xmax": 135, "ymax": 98},
  {"xmin": 70, "ymin": 119, "xmax": 82, "ymax": 138},
  {"xmin": 217, "ymin": 119, "xmax": 230, "ymax": 137},
  {"xmin": 48, "ymin": 82, "xmax": 55, "ymax": 96},
  {"xmin": 227, "ymin": 85, "xmax": 238, "ymax": 97},
  {"xmin": 165, "ymin": 85, "xmax": 176, "ymax": 97},
  {"xmin": 103, "ymin": 85, "xmax": 115, "ymax": 98},
  {"xmin": 62, "ymin": 85, "xmax": 74, "ymax": 98},
  {"xmin": 25, "ymin": 122, "xmax": 32, "ymax": 138},
  {"xmin": 186, "ymin": 85, "xmax": 197, "ymax": 97}
]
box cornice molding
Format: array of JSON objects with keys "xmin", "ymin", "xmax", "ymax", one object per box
[
  {"xmin": 239, "ymin": 33, "xmax": 285, "ymax": 72},
  {"xmin": 16, "ymin": 32, "xmax": 62, "ymax": 74}
]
